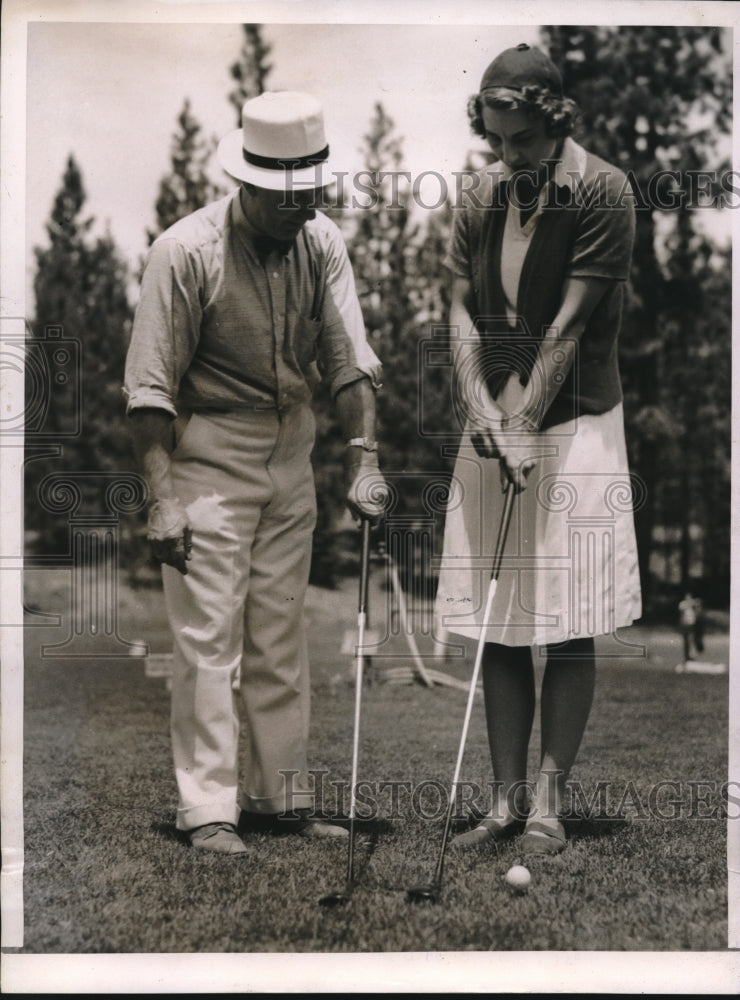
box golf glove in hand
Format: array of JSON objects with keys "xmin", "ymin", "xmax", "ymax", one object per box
[
  {"xmin": 147, "ymin": 497, "xmax": 193, "ymax": 575},
  {"xmin": 346, "ymin": 454, "xmax": 390, "ymax": 525}
]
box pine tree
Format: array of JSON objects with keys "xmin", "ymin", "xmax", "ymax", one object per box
[
  {"xmin": 541, "ymin": 25, "xmax": 732, "ymax": 609},
  {"xmin": 309, "ymin": 103, "xmax": 457, "ymax": 590},
  {"xmin": 27, "ymin": 156, "xmax": 135, "ymax": 557},
  {"xmin": 146, "ymin": 100, "xmax": 226, "ymax": 246},
  {"xmin": 228, "ymin": 23, "xmax": 272, "ymax": 124},
  {"xmin": 656, "ymin": 214, "xmax": 731, "ymax": 602},
  {"xmin": 348, "ymin": 104, "xmax": 418, "ymax": 481},
  {"xmin": 311, "ymin": 105, "xmax": 409, "ymax": 584}
]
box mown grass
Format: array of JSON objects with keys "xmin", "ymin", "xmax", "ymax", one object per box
[{"xmin": 17, "ymin": 568, "xmax": 730, "ymax": 954}]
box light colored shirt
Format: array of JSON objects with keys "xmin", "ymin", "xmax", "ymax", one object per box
[
  {"xmin": 124, "ymin": 189, "xmax": 382, "ymax": 417},
  {"xmin": 678, "ymin": 597, "xmax": 699, "ymax": 627},
  {"xmin": 500, "ymin": 202, "xmax": 534, "ymax": 326},
  {"xmin": 498, "ymin": 141, "xmax": 590, "ymax": 324},
  {"xmin": 444, "ymin": 139, "xmax": 635, "ymax": 427}
]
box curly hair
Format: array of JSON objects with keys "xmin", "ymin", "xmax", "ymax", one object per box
[{"xmin": 467, "ymin": 84, "xmax": 579, "ymax": 140}]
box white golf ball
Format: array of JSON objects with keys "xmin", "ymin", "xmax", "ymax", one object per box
[{"xmin": 504, "ymin": 864, "xmax": 531, "ymax": 891}]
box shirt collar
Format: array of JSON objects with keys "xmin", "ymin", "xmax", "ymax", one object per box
[
  {"xmin": 547, "ymin": 137, "xmax": 587, "ymax": 190},
  {"xmin": 231, "ymin": 188, "xmax": 261, "ymax": 264},
  {"xmin": 231, "ymin": 188, "xmax": 297, "ymax": 265},
  {"xmin": 486, "ymin": 137, "xmax": 588, "ymax": 192}
]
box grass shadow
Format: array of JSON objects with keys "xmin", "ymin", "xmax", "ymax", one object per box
[
  {"xmin": 150, "ymin": 819, "xmax": 187, "ymax": 845},
  {"xmin": 238, "ymin": 809, "xmax": 395, "ymax": 837},
  {"xmin": 562, "ymin": 812, "xmax": 631, "ymax": 841},
  {"xmin": 345, "ymin": 816, "xmax": 395, "ymax": 836},
  {"xmin": 352, "ymin": 824, "xmax": 383, "ymax": 885}
]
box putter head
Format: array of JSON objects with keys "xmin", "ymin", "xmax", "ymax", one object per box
[
  {"xmin": 406, "ymin": 883, "xmax": 440, "ymax": 904},
  {"xmin": 318, "ymin": 890, "xmax": 350, "ymax": 908}
]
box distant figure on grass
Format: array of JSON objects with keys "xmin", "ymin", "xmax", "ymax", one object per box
[
  {"xmin": 124, "ymin": 91, "xmax": 388, "ymax": 855},
  {"xmin": 433, "ymin": 44, "xmax": 642, "ymax": 857},
  {"xmin": 678, "ymin": 591, "xmax": 705, "ymax": 663}
]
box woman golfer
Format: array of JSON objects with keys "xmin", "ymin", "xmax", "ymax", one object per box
[{"xmin": 434, "ymin": 43, "xmax": 642, "ymax": 855}]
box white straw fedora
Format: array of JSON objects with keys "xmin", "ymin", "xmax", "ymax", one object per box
[{"xmin": 217, "ymin": 90, "xmax": 334, "ymax": 190}]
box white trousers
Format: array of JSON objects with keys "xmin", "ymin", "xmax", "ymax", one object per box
[{"xmin": 162, "ymin": 406, "xmax": 317, "ymax": 831}]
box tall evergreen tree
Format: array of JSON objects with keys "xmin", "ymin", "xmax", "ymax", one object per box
[
  {"xmin": 309, "ymin": 103, "xmax": 456, "ymax": 589},
  {"xmin": 27, "ymin": 156, "xmax": 135, "ymax": 556},
  {"xmin": 228, "ymin": 23, "xmax": 272, "ymax": 124},
  {"xmin": 541, "ymin": 25, "xmax": 732, "ymax": 607},
  {"xmin": 656, "ymin": 215, "xmax": 731, "ymax": 602},
  {"xmin": 146, "ymin": 99, "xmax": 226, "ymax": 246},
  {"xmin": 348, "ymin": 104, "xmax": 421, "ymax": 489}
]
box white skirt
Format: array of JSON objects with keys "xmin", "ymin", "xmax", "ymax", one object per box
[{"xmin": 434, "ymin": 404, "xmax": 642, "ymax": 647}]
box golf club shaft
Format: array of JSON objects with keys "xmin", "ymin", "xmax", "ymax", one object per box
[
  {"xmin": 490, "ymin": 479, "xmax": 516, "ymax": 584},
  {"xmin": 433, "ymin": 482, "xmax": 516, "ymax": 887},
  {"xmin": 347, "ymin": 518, "xmax": 372, "ymax": 886}
]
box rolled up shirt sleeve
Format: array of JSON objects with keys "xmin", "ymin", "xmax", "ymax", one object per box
[
  {"xmin": 316, "ymin": 225, "xmax": 383, "ymax": 397},
  {"xmin": 123, "ymin": 238, "xmax": 203, "ymax": 417}
]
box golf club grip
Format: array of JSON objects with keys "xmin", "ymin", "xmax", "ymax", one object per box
[
  {"xmin": 358, "ymin": 518, "xmax": 371, "ymax": 615},
  {"xmin": 490, "ymin": 482, "xmax": 515, "ymax": 582}
]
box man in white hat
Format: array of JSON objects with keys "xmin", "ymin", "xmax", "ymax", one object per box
[{"xmin": 124, "ymin": 91, "xmax": 387, "ymax": 855}]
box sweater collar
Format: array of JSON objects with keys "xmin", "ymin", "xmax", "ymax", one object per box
[{"xmin": 486, "ymin": 137, "xmax": 588, "ymax": 192}]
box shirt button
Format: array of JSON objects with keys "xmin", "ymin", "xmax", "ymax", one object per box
[{"xmin": 272, "ymin": 272, "xmax": 279, "ymax": 279}]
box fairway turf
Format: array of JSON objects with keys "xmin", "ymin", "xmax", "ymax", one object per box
[{"xmin": 16, "ymin": 568, "xmax": 731, "ymax": 953}]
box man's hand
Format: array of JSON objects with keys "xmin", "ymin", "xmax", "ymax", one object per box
[
  {"xmin": 128, "ymin": 409, "xmax": 192, "ymax": 571},
  {"xmin": 345, "ymin": 455, "xmax": 390, "ymax": 526},
  {"xmin": 147, "ymin": 497, "xmax": 193, "ymax": 575}
]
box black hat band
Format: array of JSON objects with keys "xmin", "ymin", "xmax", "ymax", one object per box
[{"xmin": 242, "ymin": 144, "xmax": 330, "ymax": 171}]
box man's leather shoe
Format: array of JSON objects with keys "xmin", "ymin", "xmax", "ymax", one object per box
[{"xmin": 188, "ymin": 822, "xmax": 253, "ymax": 855}]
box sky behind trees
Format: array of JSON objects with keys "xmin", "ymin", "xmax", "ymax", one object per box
[
  {"xmin": 17, "ymin": 10, "xmax": 734, "ymax": 311},
  {"xmin": 23, "ymin": 19, "xmax": 540, "ymax": 304},
  {"xmin": 14, "ymin": 8, "xmax": 737, "ymax": 595}
]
